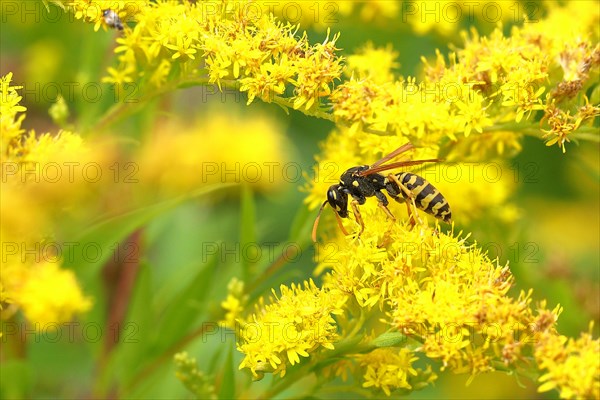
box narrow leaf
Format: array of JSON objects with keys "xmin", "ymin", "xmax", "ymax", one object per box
[
  {"xmin": 218, "ymin": 344, "xmax": 236, "ymax": 400},
  {"xmin": 155, "ymin": 255, "xmax": 219, "ymax": 352},
  {"xmin": 63, "ymin": 183, "xmax": 234, "ymax": 279},
  {"xmin": 369, "ymin": 332, "xmax": 408, "ymax": 348},
  {"xmin": 240, "ymin": 184, "xmax": 256, "ymax": 278},
  {"xmin": 114, "ymin": 261, "xmax": 154, "ymax": 386},
  {"xmin": 289, "ymin": 203, "xmax": 314, "ymax": 243}
]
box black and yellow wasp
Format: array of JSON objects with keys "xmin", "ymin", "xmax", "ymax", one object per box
[{"xmin": 312, "ymin": 142, "xmax": 451, "ymax": 241}]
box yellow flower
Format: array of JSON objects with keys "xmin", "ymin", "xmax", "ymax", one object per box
[
  {"xmin": 237, "ymin": 280, "xmax": 346, "ymax": 378},
  {"xmin": 0, "ymin": 74, "xmax": 112, "ymax": 327},
  {"xmin": 102, "ymin": 65, "xmax": 135, "ymax": 85},
  {"xmin": 0, "ymin": 72, "xmax": 27, "ymax": 152},
  {"xmin": 220, "ymin": 278, "xmax": 246, "ymax": 329},
  {"xmin": 454, "ymin": 93, "xmax": 493, "ymax": 137},
  {"xmin": 165, "ymin": 35, "xmax": 197, "ymax": 60},
  {"xmin": 205, "ymin": 54, "xmax": 232, "ymax": 89},
  {"xmin": 535, "ymin": 325, "xmax": 600, "ymax": 399},
  {"xmin": 356, "ymin": 348, "xmax": 425, "ymax": 396},
  {"xmin": 136, "ymin": 109, "xmax": 291, "ymax": 194},
  {"xmin": 345, "ymin": 42, "xmax": 399, "ymax": 84},
  {"xmin": 239, "ymin": 55, "xmax": 295, "ymax": 104},
  {"xmin": 13, "ymin": 261, "xmax": 92, "ymax": 326}
]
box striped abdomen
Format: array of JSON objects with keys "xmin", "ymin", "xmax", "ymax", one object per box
[{"xmin": 395, "ymin": 172, "xmax": 451, "ymax": 222}]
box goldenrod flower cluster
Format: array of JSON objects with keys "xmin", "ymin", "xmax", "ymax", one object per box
[
  {"xmin": 535, "ymin": 325, "xmax": 600, "ymax": 398},
  {"xmin": 329, "ymin": 3, "xmax": 599, "ymax": 156},
  {"xmin": 58, "ymin": 1, "xmax": 597, "ymax": 155},
  {"xmin": 1, "ymin": 73, "xmax": 92, "ymax": 324},
  {"xmin": 55, "ymin": 0, "xmax": 343, "ymax": 111},
  {"xmin": 237, "ymin": 280, "xmax": 346, "ymax": 378},
  {"xmin": 312, "ymin": 216, "xmax": 567, "ymax": 392},
  {"xmin": 225, "ymin": 2, "xmax": 596, "ymax": 398},
  {"xmin": 220, "ymin": 277, "xmax": 246, "ymax": 329},
  {"xmin": 356, "ymin": 348, "xmax": 435, "ymax": 395},
  {"xmin": 136, "ymin": 111, "xmax": 290, "ymax": 195}
]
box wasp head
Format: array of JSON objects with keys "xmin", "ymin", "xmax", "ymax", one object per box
[
  {"xmin": 326, "ymin": 184, "xmax": 348, "ymax": 218},
  {"xmin": 312, "ymin": 184, "xmax": 350, "ymax": 242}
]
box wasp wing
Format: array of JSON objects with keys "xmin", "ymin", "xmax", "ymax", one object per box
[
  {"xmin": 368, "ymin": 142, "xmax": 415, "ymax": 169},
  {"xmin": 358, "ymin": 159, "xmax": 441, "ymax": 176}
]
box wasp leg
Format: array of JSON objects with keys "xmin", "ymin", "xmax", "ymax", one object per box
[
  {"xmin": 350, "ymin": 200, "xmax": 365, "ymax": 238},
  {"xmin": 334, "ymin": 211, "xmax": 350, "ymax": 237},
  {"xmin": 377, "ymin": 201, "xmax": 396, "ymax": 221},
  {"xmin": 386, "ymin": 174, "xmax": 424, "ymax": 228},
  {"xmin": 374, "ymin": 192, "xmax": 396, "ymax": 228},
  {"xmin": 374, "ymin": 191, "xmax": 396, "ymax": 222}
]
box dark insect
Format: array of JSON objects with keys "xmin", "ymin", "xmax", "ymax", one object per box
[
  {"xmin": 103, "ymin": 9, "xmax": 124, "ymax": 31},
  {"xmin": 312, "ymin": 142, "xmax": 451, "ymax": 242}
]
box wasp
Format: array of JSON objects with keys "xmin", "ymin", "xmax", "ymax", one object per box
[
  {"xmin": 103, "ymin": 9, "xmax": 124, "ymax": 31},
  {"xmin": 312, "ymin": 142, "xmax": 451, "ymax": 242}
]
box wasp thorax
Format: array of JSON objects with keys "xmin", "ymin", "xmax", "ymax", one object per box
[{"xmin": 341, "ymin": 165, "xmax": 369, "ymax": 180}]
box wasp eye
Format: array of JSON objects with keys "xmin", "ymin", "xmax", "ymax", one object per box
[{"xmin": 326, "ymin": 185, "xmax": 340, "ymax": 203}]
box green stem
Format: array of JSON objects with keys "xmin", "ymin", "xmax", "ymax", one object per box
[
  {"xmin": 483, "ymin": 122, "xmax": 600, "ymax": 141},
  {"xmin": 491, "ymin": 360, "xmax": 540, "ymax": 384},
  {"xmin": 570, "ymin": 130, "xmax": 600, "ymax": 142},
  {"xmin": 261, "ymin": 334, "xmax": 370, "ymax": 399},
  {"xmin": 362, "ymin": 120, "xmax": 599, "ymax": 143},
  {"xmin": 89, "ymin": 76, "xmax": 213, "ymax": 133},
  {"xmin": 89, "ymin": 74, "xmax": 340, "ymax": 134}
]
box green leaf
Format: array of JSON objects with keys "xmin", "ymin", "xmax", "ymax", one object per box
[
  {"xmin": 369, "ymin": 332, "xmax": 408, "ymax": 348},
  {"xmin": 63, "ymin": 184, "xmax": 235, "ymax": 280},
  {"xmin": 245, "ymin": 239, "xmax": 309, "ymax": 304},
  {"xmin": 589, "ymin": 83, "xmax": 600, "ymax": 105},
  {"xmin": 274, "ymin": 101, "xmax": 291, "ymax": 115},
  {"xmin": 94, "ymin": 261, "xmax": 155, "ymax": 395},
  {"xmin": 288, "ymin": 203, "xmax": 314, "ymax": 243},
  {"xmin": 0, "ymin": 360, "xmax": 32, "ymax": 400},
  {"xmin": 154, "ymin": 254, "xmax": 219, "ymax": 353},
  {"xmin": 114, "ymin": 260, "xmax": 155, "ymax": 386},
  {"xmin": 218, "ymin": 344, "xmax": 236, "ymax": 400},
  {"xmin": 240, "ymin": 184, "xmax": 256, "ymax": 279}
]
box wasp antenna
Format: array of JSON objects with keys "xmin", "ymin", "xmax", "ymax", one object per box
[{"xmin": 311, "ymin": 200, "xmax": 329, "ymax": 243}]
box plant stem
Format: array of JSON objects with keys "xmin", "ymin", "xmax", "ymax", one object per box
[
  {"xmin": 89, "ymin": 75, "xmax": 340, "ymax": 134},
  {"xmin": 90, "ymin": 76, "xmax": 213, "ymax": 133}
]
